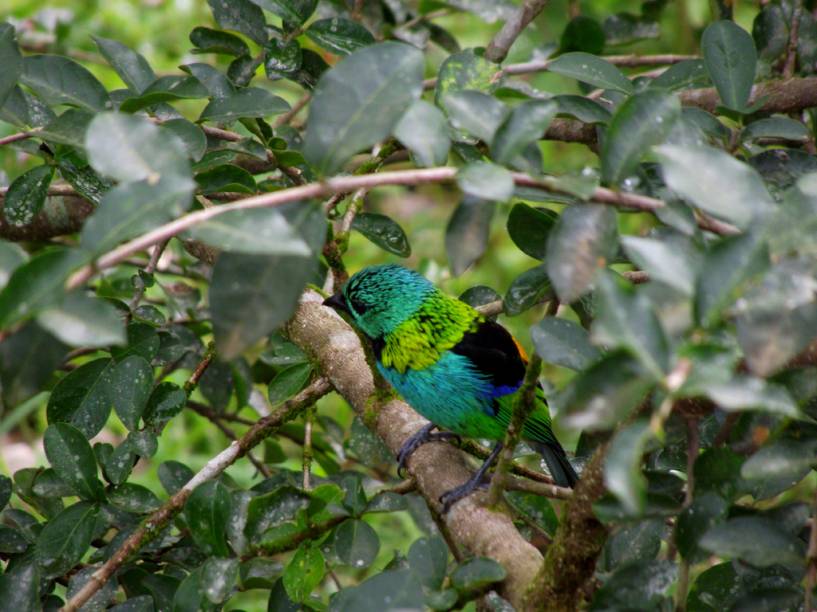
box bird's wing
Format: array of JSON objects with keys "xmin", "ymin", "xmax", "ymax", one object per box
[{"xmin": 449, "ymin": 318, "xmax": 528, "ymax": 403}]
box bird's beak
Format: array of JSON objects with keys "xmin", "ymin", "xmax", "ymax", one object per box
[{"xmin": 323, "ymin": 292, "xmax": 348, "ymax": 313}]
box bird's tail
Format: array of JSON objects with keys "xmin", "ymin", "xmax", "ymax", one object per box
[{"xmin": 529, "ymin": 440, "xmax": 579, "ymax": 488}]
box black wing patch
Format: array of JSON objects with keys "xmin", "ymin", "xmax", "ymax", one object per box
[{"xmin": 450, "ymin": 319, "xmax": 527, "ymax": 391}]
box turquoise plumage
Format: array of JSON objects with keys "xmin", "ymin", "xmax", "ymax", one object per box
[{"xmin": 324, "ymin": 264, "xmax": 577, "ymax": 509}]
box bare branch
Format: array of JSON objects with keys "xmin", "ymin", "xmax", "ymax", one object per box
[{"xmin": 485, "ymin": 0, "xmax": 549, "ymax": 64}]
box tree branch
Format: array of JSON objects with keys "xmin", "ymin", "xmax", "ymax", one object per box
[
  {"xmin": 0, "ymin": 194, "xmax": 94, "ymax": 241},
  {"xmin": 485, "ymin": 0, "xmax": 549, "ymax": 64},
  {"xmin": 287, "ymin": 291, "xmax": 545, "ymax": 608},
  {"xmin": 60, "ymin": 377, "xmax": 331, "ymax": 612}
]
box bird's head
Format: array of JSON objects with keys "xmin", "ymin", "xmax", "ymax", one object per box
[{"xmin": 323, "ymin": 264, "xmax": 434, "ymax": 339}]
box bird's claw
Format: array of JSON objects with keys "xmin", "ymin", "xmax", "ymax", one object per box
[
  {"xmin": 397, "ymin": 424, "xmax": 461, "ymax": 477},
  {"xmin": 439, "ymin": 473, "xmax": 492, "ymax": 513}
]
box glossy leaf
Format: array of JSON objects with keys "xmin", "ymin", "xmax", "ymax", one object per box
[
  {"xmin": 189, "ymin": 208, "xmax": 313, "ymax": 255},
  {"xmin": 702, "ymin": 20, "xmax": 757, "ymax": 112},
  {"xmin": 434, "ymin": 49, "xmax": 497, "ymax": 106},
  {"xmin": 207, "ymin": 0, "xmax": 267, "ymax": 45},
  {"xmin": 451, "ymin": 557, "xmax": 506, "ymax": 594},
  {"xmin": 37, "ymin": 291, "xmax": 125, "ymax": 348},
  {"xmin": 283, "ymin": 542, "xmax": 325, "ymax": 602},
  {"xmin": 305, "ymin": 18, "xmax": 374, "ymax": 55},
  {"xmin": 352, "ymin": 212, "xmax": 411, "ymax": 257},
  {"xmin": 547, "ymin": 52, "xmax": 633, "ymax": 93},
  {"xmin": 445, "ymin": 197, "xmax": 494, "ymax": 276},
  {"xmin": 700, "ymin": 516, "xmax": 805, "ymax": 566},
  {"xmin": 36, "ymin": 501, "xmax": 99, "ymax": 578},
  {"xmin": 94, "ymin": 36, "xmax": 155, "ymax": 93},
  {"xmin": 21, "ymin": 54, "xmax": 109, "ymax": 112},
  {"xmin": 199, "ymin": 86, "xmax": 290, "ymax": 122},
  {"xmin": 621, "ymin": 234, "xmax": 702, "ymax": 296},
  {"xmin": 3, "ymin": 164, "xmax": 54, "ymax": 228},
  {"xmin": 110, "ymin": 355, "xmax": 153, "ymax": 431},
  {"xmin": 492, "ymin": 99, "xmax": 557, "ymax": 168},
  {"xmin": 703, "ymin": 376, "xmax": 799, "ymax": 417},
  {"xmin": 531, "ymin": 317, "xmax": 600, "ymax": 370},
  {"xmin": 407, "ymin": 536, "xmax": 449, "ymax": 590},
  {"xmin": 741, "ymin": 116, "xmax": 809, "ymax": 143},
  {"xmin": 506, "ymin": 203, "xmax": 557, "ymax": 261},
  {"xmin": 190, "ymin": 27, "xmax": 250, "ymax": 56},
  {"xmin": 504, "ymin": 264, "xmax": 551, "ymax": 316},
  {"xmin": 334, "ymin": 519, "xmax": 380, "ymax": 569},
  {"xmin": 267, "ymin": 363, "xmax": 312, "ymax": 405},
  {"xmin": 44, "ymin": 423, "xmax": 106, "ymax": 501},
  {"xmin": 604, "ymin": 419, "xmax": 651, "ymax": 514},
  {"xmin": 252, "ymin": 0, "xmax": 317, "ymax": 25},
  {"xmin": 442, "ymin": 90, "xmax": 508, "ymax": 143},
  {"xmin": 393, "ymin": 99, "xmax": 450, "ymax": 167},
  {"xmin": 330, "ymin": 568, "xmax": 424, "ymax": 611},
  {"xmin": 186, "ymin": 480, "xmax": 232, "ymax": 556},
  {"xmin": 47, "ymin": 358, "xmax": 114, "ymax": 438},
  {"xmin": 303, "ymin": 42, "xmax": 424, "ymax": 175},
  {"xmin": 457, "ymin": 161, "xmax": 514, "ymax": 202}
]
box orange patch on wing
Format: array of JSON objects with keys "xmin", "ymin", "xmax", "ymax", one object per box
[{"xmin": 512, "ymin": 336, "xmax": 529, "ymax": 363}]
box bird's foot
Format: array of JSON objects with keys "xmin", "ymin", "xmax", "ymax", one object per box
[
  {"xmin": 439, "ymin": 472, "xmax": 493, "ymax": 512},
  {"xmin": 397, "ymin": 423, "xmax": 462, "ymax": 477}
]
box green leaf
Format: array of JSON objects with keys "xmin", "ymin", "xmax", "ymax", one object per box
[
  {"xmin": 39, "ymin": 108, "xmax": 94, "ymax": 148},
  {"xmin": 531, "ymin": 317, "xmax": 600, "ymax": 370},
  {"xmin": 741, "ymin": 439, "xmax": 816, "ymax": 483},
  {"xmin": 649, "ymin": 60, "xmax": 709, "ymax": 91},
  {"xmin": 457, "ymin": 161, "xmax": 514, "ymax": 202},
  {"xmin": 592, "ymin": 272, "xmax": 670, "ymax": 379},
  {"xmin": 252, "ymin": 0, "xmax": 317, "ymax": 25},
  {"xmin": 553, "ymin": 94, "xmax": 611, "ymax": 123},
  {"xmin": 55, "ymin": 152, "xmax": 111, "ymax": 205},
  {"xmin": 696, "ymin": 231, "xmax": 768, "ymax": 326},
  {"xmin": 0, "ymin": 241, "xmax": 27, "ymax": 291},
  {"xmin": 621, "ymin": 234, "xmax": 702, "ymax": 296},
  {"xmin": 655, "ymin": 144, "xmax": 774, "ymax": 228},
  {"xmin": 0, "ymin": 84, "xmax": 56, "ymax": 127},
  {"xmin": 189, "ymin": 208, "xmax": 315, "ymax": 256},
  {"xmin": 2, "ymin": 164, "xmax": 54, "ymax": 227},
  {"xmin": 546, "ymin": 204, "xmax": 617, "ymax": 303},
  {"xmin": 202, "ymin": 557, "xmax": 239, "ymax": 604},
  {"xmin": 195, "ymin": 164, "xmax": 255, "ymax": 194},
  {"xmin": 434, "ymin": 49, "xmax": 497, "ymax": 106},
  {"xmin": 591, "ymin": 559, "xmax": 676, "ymax": 610},
  {"xmin": 0, "ymin": 525, "xmax": 29, "ymax": 554},
  {"xmin": 364, "ymin": 491, "xmax": 408, "ymax": 514},
  {"xmin": 0, "ymin": 555, "xmax": 39, "ymax": 610},
  {"xmin": 36, "ymin": 501, "xmax": 99, "ymax": 578},
  {"xmin": 351, "ymin": 212, "xmax": 411, "ymax": 257},
  {"xmin": 173, "ymin": 566, "xmax": 217, "ymax": 612},
  {"xmin": 451, "ymin": 557, "xmax": 506, "ymax": 594},
  {"xmin": 558, "ymin": 352, "xmax": 653, "ymax": 431},
  {"xmin": 306, "ymin": 18, "xmax": 375, "ymax": 56},
  {"xmin": 109, "ymin": 483, "xmax": 161, "ymax": 513},
  {"xmin": 283, "ymin": 542, "xmax": 325, "ymax": 602},
  {"xmin": 507, "ymin": 203, "xmax": 557, "ymax": 261},
  {"xmin": 207, "ymin": 0, "xmax": 268, "ymax": 45},
  {"xmin": 0, "ymin": 475, "xmax": 10, "ymax": 511},
  {"xmin": 334, "ymin": 519, "xmax": 380, "ymax": 569},
  {"xmin": 547, "ymin": 52, "xmax": 633, "ymax": 94},
  {"xmin": 604, "ymin": 419, "xmax": 651, "ymax": 515},
  {"xmin": 85, "ymin": 112, "xmax": 190, "ymax": 184},
  {"xmin": 703, "ymin": 376, "xmax": 799, "ymax": 417},
  {"xmin": 109, "ymin": 356, "xmax": 153, "ymax": 431},
  {"xmin": 393, "ymin": 100, "xmax": 450, "ymax": 167},
  {"xmin": 162, "ymin": 118, "xmax": 207, "ymax": 162},
  {"xmin": 200, "ymin": 86, "xmax": 290, "ymax": 122},
  {"xmin": 303, "ymin": 42, "xmax": 424, "ymax": 175},
  {"xmin": 210, "ymin": 251, "xmax": 318, "ymax": 359},
  {"xmin": 47, "ymin": 358, "xmax": 114, "ymax": 438},
  {"xmin": 264, "ymin": 38, "xmax": 301, "ymax": 80},
  {"xmin": 37, "ymin": 291, "xmax": 125, "ymax": 348},
  {"xmin": 492, "ymin": 100, "xmax": 557, "ymax": 169},
  {"xmin": 504, "ymin": 264, "xmax": 551, "ymax": 316},
  {"xmin": 44, "ymin": 423, "xmax": 106, "ymax": 501},
  {"xmin": 190, "ymin": 27, "xmax": 250, "ymax": 56},
  {"xmin": 445, "ymin": 197, "xmax": 494, "ymax": 276},
  {"xmin": 702, "ymin": 20, "xmax": 757, "ymax": 112},
  {"xmin": 185, "ymin": 480, "xmax": 232, "ymax": 556},
  {"xmin": 94, "ymin": 36, "xmax": 156, "ymax": 94},
  {"xmin": 114, "ymin": 322, "xmax": 161, "ymax": 363},
  {"xmin": 158, "ymin": 460, "xmax": 194, "ymax": 496},
  {"xmin": 21, "ymin": 54, "xmax": 109, "ymax": 112},
  {"xmin": 560, "ymin": 15, "xmax": 605, "ymax": 54},
  {"xmin": 0, "ymin": 23, "xmax": 22, "ymax": 108},
  {"xmin": 0, "ymin": 247, "xmax": 87, "ymax": 330},
  {"xmin": 332, "ymin": 569, "xmax": 424, "ymax": 610},
  {"xmin": 675, "ymin": 492, "xmax": 728, "ymax": 562},
  {"xmin": 0, "ymin": 324, "xmax": 67, "ymax": 408},
  {"xmin": 603, "ymin": 13, "xmax": 660, "ymax": 46},
  {"xmin": 601, "ymin": 90, "xmax": 680, "ymax": 185},
  {"xmin": 700, "ymin": 516, "xmax": 805, "ymax": 566},
  {"xmin": 183, "ymin": 62, "xmax": 235, "ymax": 98},
  {"xmin": 118, "ymin": 75, "xmax": 208, "ymax": 112},
  {"xmin": 442, "ymin": 90, "xmax": 509, "ymax": 143},
  {"xmin": 268, "ymin": 363, "xmax": 312, "ymax": 405},
  {"xmin": 506, "ymin": 491, "xmax": 559, "ymax": 536},
  {"xmin": 601, "ymin": 519, "xmax": 664, "ymax": 570},
  {"xmin": 741, "ymin": 117, "xmax": 809, "ymax": 143}
]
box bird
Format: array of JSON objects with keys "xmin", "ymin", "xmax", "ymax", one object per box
[{"xmin": 323, "ymin": 263, "xmax": 578, "ymax": 511}]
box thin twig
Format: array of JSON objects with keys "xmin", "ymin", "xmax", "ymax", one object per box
[
  {"xmin": 502, "ymin": 473, "xmax": 573, "ymax": 500},
  {"xmin": 303, "ymin": 406, "xmax": 314, "ymax": 490},
  {"xmin": 127, "ymin": 238, "xmax": 169, "ymax": 314},
  {"xmin": 675, "ymin": 416, "xmax": 700, "ymax": 611},
  {"xmin": 485, "ymin": 0, "xmax": 549, "ymax": 64},
  {"xmin": 784, "ymin": 2, "xmax": 803, "ymax": 79},
  {"xmin": 0, "ymin": 129, "xmax": 41, "ymax": 147},
  {"xmin": 273, "ymin": 93, "xmax": 311, "ymax": 128},
  {"xmin": 183, "ymin": 342, "xmax": 216, "ymax": 395},
  {"xmin": 61, "ymin": 377, "xmax": 332, "ymax": 612}
]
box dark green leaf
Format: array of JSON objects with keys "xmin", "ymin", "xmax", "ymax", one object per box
[
  {"xmin": 601, "ymin": 519, "xmax": 664, "ymax": 570},
  {"xmin": 190, "ymin": 27, "xmax": 250, "ymax": 56},
  {"xmin": 492, "ymin": 100, "xmax": 557, "ymax": 169},
  {"xmin": 210, "ymin": 251, "xmax": 317, "ymax": 359},
  {"xmin": 66, "ymin": 566, "xmax": 118, "ymax": 612},
  {"xmin": 592, "ymin": 272, "xmax": 669, "ymax": 379},
  {"xmin": 546, "ymin": 204, "xmax": 617, "ymax": 304},
  {"xmin": 457, "ymin": 161, "xmax": 514, "ymax": 202},
  {"xmin": 506, "ymin": 491, "xmax": 559, "ymax": 536},
  {"xmin": 94, "ymin": 36, "xmax": 155, "ymax": 94},
  {"xmin": 656, "ymin": 144, "xmax": 774, "ymax": 228},
  {"xmin": 694, "ymin": 448, "xmax": 744, "ymax": 501},
  {"xmin": 0, "ymin": 323, "xmax": 67, "ymax": 407},
  {"xmin": 393, "ymin": 99, "xmax": 450, "ymax": 167},
  {"xmin": 44, "ymin": 423, "xmax": 106, "ymax": 500},
  {"xmin": 591, "ymin": 559, "xmax": 676, "ymax": 610},
  {"xmin": 649, "ymin": 60, "xmax": 709, "ymax": 91},
  {"xmin": 162, "ymin": 118, "xmax": 207, "ymax": 162},
  {"xmin": 36, "ymin": 501, "xmax": 99, "ymax": 577},
  {"xmin": 207, "ymin": 0, "xmax": 268, "ymax": 45},
  {"xmin": 442, "ymin": 90, "xmax": 508, "ymax": 143},
  {"xmin": 33, "ymin": 468, "xmax": 82, "ymax": 498},
  {"xmin": 558, "ymin": 353, "xmax": 652, "ymax": 431},
  {"xmin": 173, "ymin": 566, "xmax": 217, "ymax": 612},
  {"xmin": 38, "ymin": 108, "xmax": 93, "ymax": 148},
  {"xmin": 109, "ymin": 355, "xmax": 153, "ymax": 431},
  {"xmin": 700, "ymin": 516, "xmax": 805, "ymax": 566},
  {"xmin": 195, "ymin": 163, "xmax": 255, "ymax": 194},
  {"xmin": 702, "ymin": 20, "xmax": 757, "ymax": 112},
  {"xmin": 741, "ymin": 117, "xmax": 809, "ymax": 143},
  {"xmin": 158, "ymin": 460, "xmax": 194, "ymax": 496},
  {"xmin": 303, "ymin": 42, "xmax": 424, "ymax": 175},
  {"xmin": 621, "ymin": 234, "xmax": 702, "ymax": 296},
  {"xmin": 352, "ymin": 212, "xmax": 412, "ymax": 257},
  {"xmin": 0, "ymin": 23, "xmax": 22, "ymax": 108},
  {"xmin": 703, "ymin": 376, "xmax": 799, "ymax": 417},
  {"xmin": 3, "ymin": 164, "xmax": 54, "ymax": 227},
  {"xmin": 504, "ymin": 264, "xmax": 550, "ymax": 316},
  {"xmin": 334, "ymin": 519, "xmax": 380, "ymax": 569},
  {"xmin": 0, "ymin": 475, "xmax": 10, "ymax": 511},
  {"xmin": 547, "ymin": 52, "xmax": 633, "ymax": 93},
  {"xmin": 114, "ymin": 322, "xmax": 161, "ymax": 363},
  {"xmin": 365, "ymin": 491, "xmax": 408, "ymax": 514},
  {"xmin": 0, "ymin": 241, "xmax": 27, "ymax": 290},
  {"xmin": 143, "ymin": 382, "xmax": 187, "ymax": 431},
  {"xmin": 264, "ymin": 38, "xmax": 301, "ymax": 80},
  {"xmin": 21, "ymin": 54, "xmax": 109, "ymax": 112},
  {"xmin": 0, "ymin": 525, "xmax": 29, "ymax": 554},
  {"xmin": 675, "ymin": 492, "xmax": 728, "ymax": 561},
  {"xmin": 445, "ymin": 197, "xmax": 494, "ymax": 276},
  {"xmin": 109, "ymin": 483, "xmax": 161, "ymax": 513},
  {"xmin": 331, "ymin": 569, "xmax": 424, "ymax": 611},
  {"xmin": 268, "ymin": 363, "xmax": 312, "ymax": 405},
  {"xmin": 183, "ymin": 62, "xmax": 234, "ymax": 98},
  {"xmin": 202, "ymin": 557, "xmax": 239, "ymax": 604},
  {"xmin": 37, "ymin": 291, "xmax": 125, "ymax": 348},
  {"xmin": 560, "ymin": 16, "xmax": 605, "ymax": 54},
  {"xmin": 252, "ymin": 0, "xmax": 317, "ymax": 25},
  {"xmin": 553, "ymin": 94, "xmax": 611, "ymax": 123},
  {"xmin": 602, "ymin": 90, "xmax": 680, "ymax": 186},
  {"xmin": 434, "ymin": 49, "xmax": 497, "ymax": 106},
  {"xmin": 604, "ymin": 419, "xmax": 651, "ymax": 514},
  {"xmin": 531, "ymin": 316, "xmax": 600, "ymax": 370},
  {"xmin": 193, "ymin": 207, "xmax": 317, "ymax": 256},
  {"xmin": 407, "ymin": 536, "xmax": 448, "ymax": 590},
  {"xmin": 283, "ymin": 542, "xmax": 325, "ymax": 602},
  {"xmin": 603, "ymin": 13, "xmax": 660, "ymax": 46},
  {"xmin": 0, "ymin": 84, "xmax": 56, "ymax": 127},
  {"xmin": 507, "ymin": 203, "xmax": 557, "ymax": 261},
  {"xmin": 451, "ymin": 557, "xmax": 506, "ymax": 594},
  {"xmin": 185, "ymin": 480, "xmax": 232, "ymax": 556},
  {"xmin": 742, "ymin": 438, "xmax": 817, "ymax": 483},
  {"xmin": 306, "ymin": 18, "xmax": 375, "ymax": 56},
  {"xmin": 118, "ymin": 75, "xmax": 208, "ymax": 112},
  {"xmin": 0, "ymin": 555, "xmax": 39, "ymax": 610},
  {"xmin": 200, "ymin": 86, "xmax": 290, "ymax": 122}
]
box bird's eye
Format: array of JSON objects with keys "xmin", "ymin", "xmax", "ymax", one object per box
[{"xmin": 350, "ymin": 298, "xmax": 368, "ymax": 314}]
